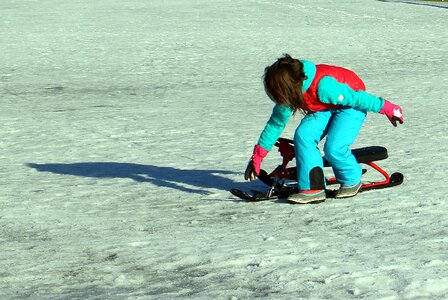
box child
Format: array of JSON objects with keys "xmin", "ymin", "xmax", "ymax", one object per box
[{"xmin": 244, "ymin": 54, "xmax": 404, "ymax": 204}]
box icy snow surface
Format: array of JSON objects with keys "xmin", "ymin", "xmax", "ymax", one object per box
[{"xmin": 1, "ymin": 0, "xmax": 448, "ymax": 299}]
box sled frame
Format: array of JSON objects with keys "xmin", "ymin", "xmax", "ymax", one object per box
[{"xmin": 260, "ymin": 138, "xmax": 396, "ymax": 191}]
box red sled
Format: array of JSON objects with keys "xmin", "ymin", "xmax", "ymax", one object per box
[{"xmin": 231, "ymin": 137, "xmax": 404, "ymax": 201}]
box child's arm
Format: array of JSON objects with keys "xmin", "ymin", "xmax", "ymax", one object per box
[
  {"xmin": 317, "ymin": 76, "xmax": 384, "ymax": 112},
  {"xmin": 257, "ymin": 104, "xmax": 292, "ymax": 151},
  {"xmin": 245, "ymin": 104, "xmax": 292, "ymax": 180},
  {"xmin": 317, "ymin": 76, "xmax": 404, "ymax": 126}
]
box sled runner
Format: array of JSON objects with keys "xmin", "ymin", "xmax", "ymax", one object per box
[{"xmin": 231, "ymin": 138, "xmax": 404, "ymax": 202}]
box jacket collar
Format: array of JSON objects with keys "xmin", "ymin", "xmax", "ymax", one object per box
[{"xmin": 300, "ymin": 60, "xmax": 316, "ymax": 93}]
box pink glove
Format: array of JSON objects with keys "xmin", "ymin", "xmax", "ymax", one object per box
[
  {"xmin": 244, "ymin": 145, "xmax": 268, "ymax": 181},
  {"xmin": 380, "ymin": 99, "xmax": 404, "ymax": 127}
]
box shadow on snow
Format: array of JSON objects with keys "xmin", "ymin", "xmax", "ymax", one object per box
[
  {"xmin": 27, "ymin": 162, "xmax": 249, "ymax": 195},
  {"xmin": 377, "ymin": 0, "xmax": 448, "ymax": 9}
]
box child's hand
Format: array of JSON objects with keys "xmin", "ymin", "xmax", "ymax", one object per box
[
  {"xmin": 244, "ymin": 145, "xmax": 268, "ymax": 181},
  {"xmin": 379, "ymin": 99, "xmax": 404, "ymax": 127}
]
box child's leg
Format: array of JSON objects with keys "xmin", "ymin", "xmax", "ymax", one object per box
[
  {"xmin": 294, "ymin": 111, "xmax": 332, "ymax": 190},
  {"xmin": 323, "ymin": 108, "xmax": 366, "ymax": 186}
]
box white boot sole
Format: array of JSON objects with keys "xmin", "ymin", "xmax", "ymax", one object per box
[
  {"xmin": 335, "ymin": 183, "xmax": 362, "ymax": 199},
  {"xmin": 288, "ymin": 193, "xmax": 326, "ymax": 204}
]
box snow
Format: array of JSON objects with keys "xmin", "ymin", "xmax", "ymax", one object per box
[{"xmin": 1, "ymin": 0, "xmax": 448, "ymax": 298}]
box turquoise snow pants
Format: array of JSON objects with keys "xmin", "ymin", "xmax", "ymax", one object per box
[{"xmin": 294, "ymin": 108, "xmax": 366, "ymax": 190}]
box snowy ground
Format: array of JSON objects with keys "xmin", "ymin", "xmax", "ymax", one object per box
[{"xmin": 1, "ymin": 0, "xmax": 448, "ymax": 299}]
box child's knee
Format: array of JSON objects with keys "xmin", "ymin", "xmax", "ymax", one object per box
[
  {"xmin": 294, "ymin": 125, "xmax": 318, "ymax": 149},
  {"xmin": 324, "ymin": 142, "xmax": 349, "ymax": 163}
]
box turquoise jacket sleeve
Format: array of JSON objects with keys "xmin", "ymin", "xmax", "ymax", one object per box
[
  {"xmin": 317, "ymin": 76, "xmax": 385, "ymax": 112},
  {"xmin": 257, "ymin": 104, "xmax": 292, "ymax": 151}
]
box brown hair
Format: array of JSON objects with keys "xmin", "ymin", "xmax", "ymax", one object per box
[{"xmin": 263, "ymin": 54, "xmax": 308, "ymax": 114}]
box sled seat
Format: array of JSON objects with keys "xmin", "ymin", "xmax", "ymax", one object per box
[{"xmin": 323, "ymin": 146, "xmax": 388, "ymax": 167}]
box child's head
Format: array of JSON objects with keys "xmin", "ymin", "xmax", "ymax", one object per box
[{"xmin": 263, "ymin": 54, "xmax": 308, "ymax": 114}]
